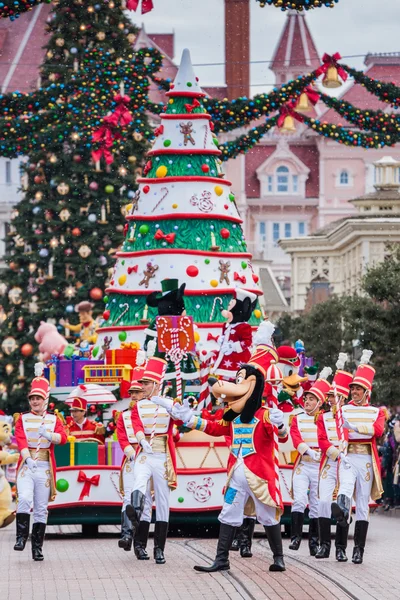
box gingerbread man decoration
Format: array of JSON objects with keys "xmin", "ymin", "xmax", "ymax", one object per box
[
  {"xmin": 219, "ymin": 259, "xmax": 231, "ymax": 285},
  {"xmin": 139, "ymin": 262, "xmax": 159, "ymax": 288},
  {"xmin": 179, "ymin": 122, "xmax": 195, "ymax": 146}
]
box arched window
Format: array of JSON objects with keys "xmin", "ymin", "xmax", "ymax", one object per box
[
  {"xmin": 276, "ymin": 165, "xmax": 289, "ymax": 193},
  {"xmin": 340, "ymin": 170, "xmax": 349, "ymax": 185}
]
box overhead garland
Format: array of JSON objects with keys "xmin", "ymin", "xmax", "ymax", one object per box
[
  {"xmin": 0, "ymin": 0, "xmax": 49, "ymax": 21},
  {"xmin": 255, "ymin": 0, "xmax": 340, "ymax": 10},
  {"xmin": 341, "ymin": 64, "xmax": 400, "ymax": 108}
]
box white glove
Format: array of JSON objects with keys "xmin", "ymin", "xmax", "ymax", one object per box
[
  {"xmin": 339, "ymin": 452, "xmax": 352, "ymax": 469},
  {"xmin": 170, "ymin": 398, "xmax": 193, "ymax": 423},
  {"xmin": 269, "ymin": 407, "xmax": 284, "ymax": 428},
  {"xmin": 150, "ymin": 396, "xmax": 174, "ymax": 413},
  {"xmin": 343, "ymin": 419, "xmax": 358, "ymax": 433},
  {"xmin": 306, "ymin": 449, "xmax": 321, "ymax": 462},
  {"xmin": 38, "ymin": 425, "xmax": 52, "ymax": 441},
  {"xmin": 25, "ymin": 457, "xmax": 37, "ymax": 472},
  {"xmin": 220, "ymin": 341, "xmax": 234, "ymax": 355},
  {"xmin": 140, "ymin": 440, "xmax": 153, "ymax": 454}
]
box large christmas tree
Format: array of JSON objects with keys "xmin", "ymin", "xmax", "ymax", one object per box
[
  {"xmin": 95, "ymin": 49, "xmax": 264, "ymax": 358},
  {"xmin": 0, "ymin": 0, "xmax": 151, "ymax": 412}
]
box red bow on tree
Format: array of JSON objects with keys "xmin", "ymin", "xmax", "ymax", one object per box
[
  {"xmin": 315, "ymin": 52, "xmax": 348, "ymax": 82},
  {"xmin": 106, "ymin": 95, "xmax": 133, "ymax": 128},
  {"xmin": 143, "ymin": 160, "xmax": 152, "ymax": 175},
  {"xmin": 77, "ymin": 471, "xmax": 100, "ymax": 501},
  {"xmin": 184, "ymin": 99, "xmax": 201, "ymax": 113},
  {"xmin": 207, "ymin": 333, "xmax": 219, "ymax": 342},
  {"xmin": 123, "ymin": 223, "xmax": 129, "ymax": 236},
  {"xmin": 234, "ymin": 273, "xmax": 246, "ymax": 284},
  {"xmin": 154, "ymin": 125, "xmax": 164, "ymax": 137},
  {"xmin": 277, "ymin": 103, "xmax": 305, "ymax": 128},
  {"xmin": 127, "ymin": 265, "xmax": 138, "ymax": 274},
  {"xmin": 154, "ymin": 229, "xmax": 175, "ymax": 244},
  {"xmin": 126, "ymin": 0, "xmax": 154, "ymax": 15},
  {"xmin": 91, "ymin": 122, "xmax": 121, "ymax": 165}
]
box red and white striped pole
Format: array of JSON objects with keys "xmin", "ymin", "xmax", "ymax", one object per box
[
  {"xmin": 196, "ymin": 356, "xmax": 212, "ymax": 413},
  {"xmin": 333, "ymin": 381, "xmax": 347, "ymax": 456},
  {"xmin": 266, "ymin": 362, "xmax": 283, "ymax": 506}
]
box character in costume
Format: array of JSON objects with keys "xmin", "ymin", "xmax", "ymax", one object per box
[
  {"xmin": 126, "ymin": 357, "xmax": 180, "ymax": 565},
  {"xmin": 116, "ymin": 366, "xmax": 153, "ymax": 558},
  {"xmin": 277, "ymin": 372, "xmax": 308, "ymax": 413},
  {"xmin": 166, "ymin": 342, "xmax": 288, "ymax": 573},
  {"xmin": 14, "ymin": 377, "xmax": 67, "ymax": 561},
  {"xmin": 289, "ymin": 370, "xmax": 331, "ymax": 555},
  {"xmin": 331, "ymin": 350, "xmax": 385, "ymax": 564},
  {"xmin": 65, "ymin": 392, "xmax": 105, "ymax": 443},
  {"xmin": 60, "ymin": 300, "xmax": 98, "ymax": 344},
  {"xmin": 213, "ymin": 289, "xmax": 256, "ymax": 381}
]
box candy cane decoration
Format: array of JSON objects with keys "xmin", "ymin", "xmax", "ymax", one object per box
[
  {"xmin": 114, "ymin": 303, "xmax": 129, "ymax": 325},
  {"xmin": 266, "ymin": 362, "xmax": 283, "ymax": 507},
  {"xmin": 195, "ymin": 357, "xmax": 213, "ymax": 413},
  {"xmin": 209, "ymin": 296, "xmax": 223, "ymax": 321},
  {"xmin": 151, "ymin": 187, "xmax": 169, "ymax": 213},
  {"xmin": 33, "ymin": 363, "xmax": 50, "ymax": 462},
  {"xmin": 203, "ymin": 124, "xmax": 209, "ymax": 148},
  {"xmin": 333, "ymin": 381, "xmax": 347, "ymax": 456}
]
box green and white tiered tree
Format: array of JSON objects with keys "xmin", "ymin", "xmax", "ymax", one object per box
[{"xmin": 96, "ymin": 49, "xmax": 263, "ymax": 357}]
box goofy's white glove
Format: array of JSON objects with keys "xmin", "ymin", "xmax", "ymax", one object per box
[
  {"xmin": 140, "ymin": 439, "xmax": 153, "ymax": 455},
  {"xmin": 25, "ymin": 458, "xmax": 37, "ymax": 472},
  {"xmin": 171, "ymin": 398, "xmax": 193, "ymax": 424},
  {"xmin": 343, "ymin": 419, "xmax": 358, "ymax": 433},
  {"xmin": 38, "ymin": 424, "xmax": 52, "ymax": 441},
  {"xmin": 306, "ymin": 448, "xmax": 321, "ymax": 462},
  {"xmin": 269, "ymin": 407, "xmax": 284, "ymax": 428},
  {"xmin": 150, "ymin": 396, "xmax": 174, "ymax": 413}
]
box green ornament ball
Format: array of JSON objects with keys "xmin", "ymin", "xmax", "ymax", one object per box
[
  {"xmin": 103, "ymin": 295, "xmax": 108, "ymax": 303},
  {"xmin": 241, "ymin": 261, "xmax": 248, "ymax": 269},
  {"xmin": 178, "ymin": 496, "xmax": 184, "ymax": 503},
  {"xmin": 139, "ymin": 224, "xmax": 149, "ymax": 235},
  {"xmin": 121, "ymin": 260, "xmax": 125, "ymax": 266},
  {"xmin": 213, "ymin": 138, "xmax": 219, "ymax": 147},
  {"xmin": 56, "ymin": 479, "xmax": 69, "ymax": 493},
  {"xmin": 229, "ymin": 193, "xmax": 235, "ymax": 202},
  {"xmin": 163, "ymin": 140, "xmax": 171, "ymax": 147},
  {"xmin": 92, "ymin": 346, "xmax": 99, "ymax": 358},
  {"xmin": 105, "ymin": 185, "xmax": 114, "ymax": 194},
  {"xmin": 186, "ymin": 82, "xmax": 192, "ymax": 87},
  {"xmin": 119, "ymin": 331, "xmax": 127, "ymax": 342},
  {"xmin": 204, "ymin": 259, "xmax": 210, "ymax": 265}
]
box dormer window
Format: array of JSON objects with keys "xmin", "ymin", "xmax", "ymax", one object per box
[
  {"xmin": 277, "ymin": 166, "xmax": 289, "ymax": 192},
  {"xmin": 339, "ymin": 170, "xmax": 349, "ymax": 185}
]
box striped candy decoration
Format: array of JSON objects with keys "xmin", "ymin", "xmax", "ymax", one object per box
[
  {"xmin": 195, "ymin": 357, "xmax": 213, "ymax": 414},
  {"xmin": 333, "ymin": 381, "xmax": 347, "ymax": 456},
  {"xmin": 266, "ymin": 362, "xmax": 283, "ymax": 506}
]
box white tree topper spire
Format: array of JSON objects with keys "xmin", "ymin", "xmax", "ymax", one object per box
[{"xmin": 167, "ymin": 48, "xmax": 204, "ymax": 96}]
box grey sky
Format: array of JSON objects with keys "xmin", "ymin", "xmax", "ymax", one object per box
[{"xmin": 129, "ymin": 0, "xmax": 400, "ymax": 94}]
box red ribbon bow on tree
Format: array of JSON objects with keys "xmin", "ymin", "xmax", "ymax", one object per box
[
  {"xmin": 315, "ymin": 52, "xmax": 348, "ymax": 82},
  {"xmin": 126, "ymin": 0, "xmax": 154, "ymax": 15},
  {"xmin": 277, "ymin": 103, "xmax": 305, "ymax": 128},
  {"xmin": 154, "ymin": 229, "xmax": 176, "ymax": 244},
  {"xmin": 106, "ymin": 95, "xmax": 133, "ymax": 128},
  {"xmin": 127, "ymin": 265, "xmax": 138, "ymax": 274},
  {"xmin": 234, "ymin": 273, "xmax": 246, "ymax": 284},
  {"xmin": 143, "ymin": 160, "xmax": 152, "ymax": 175},
  {"xmin": 184, "ymin": 99, "xmax": 201, "ymax": 113},
  {"xmin": 207, "ymin": 333, "xmax": 219, "ymax": 342},
  {"xmin": 77, "ymin": 471, "xmax": 100, "ymax": 501},
  {"xmin": 91, "ymin": 122, "xmax": 121, "ymax": 165},
  {"xmin": 154, "ymin": 125, "xmax": 164, "ymax": 137}
]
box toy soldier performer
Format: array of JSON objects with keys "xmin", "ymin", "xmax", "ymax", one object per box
[
  {"xmin": 289, "ymin": 371, "xmax": 331, "ymax": 555},
  {"xmin": 65, "ymin": 393, "xmax": 105, "ymax": 443},
  {"xmin": 126, "ymin": 357, "xmax": 180, "ymax": 565},
  {"xmin": 332, "ymin": 351, "xmax": 385, "ymax": 564},
  {"xmin": 14, "ymin": 376, "xmax": 67, "ymax": 561},
  {"xmin": 116, "ymin": 366, "xmax": 153, "ymax": 558}
]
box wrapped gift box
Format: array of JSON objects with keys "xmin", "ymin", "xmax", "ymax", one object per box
[
  {"xmin": 54, "ymin": 441, "xmax": 100, "ymax": 467},
  {"xmin": 105, "ymin": 439, "xmax": 124, "ymax": 466},
  {"xmin": 98, "ymin": 445, "xmax": 106, "ymax": 466},
  {"xmin": 105, "ymin": 348, "xmax": 137, "ymax": 369},
  {"xmin": 49, "ymin": 357, "xmax": 104, "ymax": 387},
  {"xmin": 54, "ymin": 443, "xmax": 72, "ymax": 468}
]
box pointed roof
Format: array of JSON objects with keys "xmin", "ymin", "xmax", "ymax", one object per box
[
  {"xmin": 270, "ymin": 11, "xmax": 320, "ymax": 76},
  {"xmin": 166, "ymin": 48, "xmax": 204, "ymax": 97}
]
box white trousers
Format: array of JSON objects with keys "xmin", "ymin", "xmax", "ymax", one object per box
[
  {"xmin": 132, "ymin": 453, "xmax": 170, "ymax": 522},
  {"xmin": 16, "ymin": 461, "xmax": 50, "ymax": 524},
  {"xmin": 338, "ymin": 453, "xmax": 373, "ymax": 522},
  {"xmin": 121, "ymin": 460, "xmax": 153, "ymax": 522},
  {"xmin": 219, "ymin": 462, "xmax": 279, "ymax": 528},
  {"xmin": 318, "ymin": 458, "xmax": 338, "ymax": 519},
  {"xmin": 292, "ymin": 459, "xmax": 320, "ymax": 519}
]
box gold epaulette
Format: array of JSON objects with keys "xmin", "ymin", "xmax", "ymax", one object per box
[
  {"xmin": 263, "ymin": 408, "xmax": 271, "ymax": 424},
  {"xmin": 217, "ymin": 419, "xmax": 230, "ymax": 427},
  {"xmin": 55, "ymin": 409, "xmax": 66, "ymax": 425},
  {"xmin": 314, "ymin": 411, "xmax": 322, "ymax": 424},
  {"xmin": 288, "ymin": 413, "xmax": 296, "ymax": 427},
  {"xmin": 13, "ymin": 412, "xmax": 21, "ymax": 425}
]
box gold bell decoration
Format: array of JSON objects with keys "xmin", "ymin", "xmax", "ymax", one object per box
[
  {"xmin": 279, "ymin": 115, "xmax": 297, "ymax": 134},
  {"xmin": 322, "ymin": 65, "xmax": 342, "ymax": 89},
  {"xmin": 297, "ymin": 92, "xmax": 312, "ymax": 112}
]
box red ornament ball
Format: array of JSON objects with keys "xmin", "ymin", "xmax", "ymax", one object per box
[
  {"xmin": 21, "ymin": 343, "xmax": 34, "ymax": 357},
  {"xmin": 51, "ymin": 290, "xmax": 60, "ymax": 299},
  {"xmin": 186, "ymin": 265, "xmax": 199, "ymax": 278},
  {"xmin": 73, "ymin": 155, "xmax": 82, "ymax": 163},
  {"xmin": 90, "ymin": 287, "xmax": 103, "ymax": 301},
  {"xmin": 34, "ymin": 175, "xmax": 43, "ymax": 184},
  {"xmin": 143, "ymin": 185, "xmax": 150, "ymax": 194},
  {"xmin": 89, "ymin": 404, "xmax": 97, "ymax": 414},
  {"xmin": 201, "ymin": 164, "xmax": 210, "ymax": 173},
  {"xmin": 49, "ymin": 403, "xmax": 55, "ymax": 411},
  {"xmin": 252, "ymin": 274, "xmax": 259, "ymax": 284},
  {"xmin": 103, "ymin": 310, "xmax": 110, "ymax": 321},
  {"xmin": 220, "ymin": 228, "xmax": 230, "ymax": 239},
  {"xmin": 72, "ymin": 227, "xmax": 81, "ymax": 236},
  {"xmin": 89, "ymin": 181, "xmax": 98, "ymax": 191}
]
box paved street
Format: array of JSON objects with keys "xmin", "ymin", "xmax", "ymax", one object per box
[{"xmin": 1, "ymin": 509, "xmax": 399, "ymax": 600}]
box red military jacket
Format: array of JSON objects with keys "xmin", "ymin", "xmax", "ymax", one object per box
[
  {"xmin": 316, "ymin": 410, "xmax": 342, "ymax": 472},
  {"xmin": 191, "ymin": 407, "xmax": 287, "ymax": 514},
  {"xmin": 14, "ymin": 411, "xmax": 67, "ymax": 500},
  {"xmin": 214, "ymin": 322, "xmax": 253, "ymax": 380},
  {"xmin": 65, "ymin": 417, "xmax": 105, "ymax": 443}
]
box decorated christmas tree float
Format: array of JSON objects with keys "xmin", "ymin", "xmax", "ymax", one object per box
[{"xmin": 95, "ymin": 49, "xmax": 264, "ymax": 367}]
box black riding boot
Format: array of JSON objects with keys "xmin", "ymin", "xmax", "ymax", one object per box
[
  {"xmin": 153, "ymin": 521, "xmax": 168, "ymax": 564},
  {"xmin": 31, "ymin": 523, "xmax": 46, "ymax": 561},
  {"xmin": 14, "ymin": 513, "xmax": 30, "ymax": 552},
  {"xmin": 126, "ymin": 490, "xmax": 145, "ymax": 533},
  {"xmin": 134, "ymin": 520, "xmax": 151, "ymax": 560},
  {"xmin": 288, "ymin": 511, "xmax": 304, "ymax": 551},
  {"xmin": 230, "ymin": 529, "xmax": 239, "ymax": 551},
  {"xmin": 118, "ymin": 511, "xmax": 133, "ymax": 551},
  {"xmin": 194, "ymin": 523, "xmax": 235, "ymax": 572},
  {"xmin": 239, "ymin": 518, "xmax": 255, "ymax": 558},
  {"xmin": 352, "ymin": 520, "xmax": 369, "ymax": 564},
  {"xmin": 315, "ymin": 517, "xmax": 331, "ymax": 559},
  {"xmin": 331, "ymin": 494, "xmax": 351, "ymax": 527},
  {"xmin": 308, "ymin": 518, "xmax": 319, "ymax": 557},
  {"xmin": 264, "ymin": 524, "xmax": 286, "ymax": 571},
  {"xmin": 335, "ymin": 522, "xmax": 349, "ymax": 562}
]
